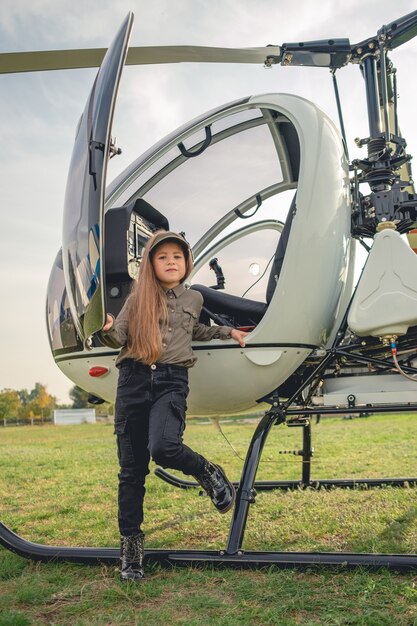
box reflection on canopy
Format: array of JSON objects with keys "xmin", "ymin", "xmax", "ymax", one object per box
[
  {"xmin": 142, "ymin": 122, "xmax": 283, "ymax": 246},
  {"xmin": 46, "ymin": 249, "xmax": 82, "ymax": 355}
]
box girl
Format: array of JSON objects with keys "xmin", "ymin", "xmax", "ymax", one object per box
[{"xmin": 103, "ymin": 230, "xmax": 248, "ymax": 580}]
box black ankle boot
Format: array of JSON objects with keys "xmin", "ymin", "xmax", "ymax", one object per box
[
  {"xmin": 194, "ymin": 461, "xmax": 236, "ymax": 514},
  {"xmin": 120, "ymin": 531, "xmax": 145, "ymax": 581}
]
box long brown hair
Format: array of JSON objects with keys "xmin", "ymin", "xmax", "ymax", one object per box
[{"xmin": 127, "ymin": 231, "xmax": 193, "ymax": 364}]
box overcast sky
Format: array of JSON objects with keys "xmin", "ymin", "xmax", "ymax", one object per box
[{"xmin": 1, "ymin": 0, "xmax": 416, "ymax": 403}]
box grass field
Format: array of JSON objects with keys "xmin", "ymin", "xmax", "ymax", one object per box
[{"xmin": 0, "ymin": 413, "xmax": 416, "ymax": 625}]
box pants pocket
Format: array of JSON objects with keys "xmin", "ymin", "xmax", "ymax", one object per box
[
  {"xmin": 162, "ymin": 392, "xmax": 187, "ymax": 441},
  {"xmin": 114, "ymin": 416, "xmax": 136, "ymax": 466},
  {"xmin": 117, "ymin": 365, "xmax": 134, "ymax": 388}
]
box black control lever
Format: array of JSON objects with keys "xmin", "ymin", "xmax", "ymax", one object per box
[{"xmin": 209, "ymin": 258, "xmax": 225, "ymax": 290}]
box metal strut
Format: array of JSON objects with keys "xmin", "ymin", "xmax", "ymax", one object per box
[{"xmin": 226, "ymin": 407, "xmax": 285, "ymax": 554}]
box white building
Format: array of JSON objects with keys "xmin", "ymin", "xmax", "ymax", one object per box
[{"xmin": 53, "ymin": 409, "xmax": 96, "ymax": 425}]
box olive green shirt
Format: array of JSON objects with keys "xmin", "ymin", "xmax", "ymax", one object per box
[{"xmin": 105, "ymin": 283, "xmax": 233, "ymax": 368}]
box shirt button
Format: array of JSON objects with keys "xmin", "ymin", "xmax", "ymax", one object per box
[
  {"xmin": 150, "ymin": 364, "xmax": 156, "ymax": 370},
  {"xmin": 168, "ymin": 327, "xmax": 172, "ymax": 332}
]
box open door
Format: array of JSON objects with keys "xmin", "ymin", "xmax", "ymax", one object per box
[{"xmin": 62, "ymin": 13, "xmax": 133, "ymax": 345}]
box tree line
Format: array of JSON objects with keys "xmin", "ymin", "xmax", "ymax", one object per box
[{"xmin": 0, "ymin": 383, "xmax": 113, "ymax": 421}]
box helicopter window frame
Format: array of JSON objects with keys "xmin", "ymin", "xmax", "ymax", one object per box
[
  {"xmin": 192, "ymin": 181, "xmax": 296, "ymax": 260},
  {"xmin": 105, "ymin": 102, "xmax": 282, "ymax": 211},
  {"xmin": 191, "ymin": 218, "xmax": 284, "ymax": 283},
  {"xmin": 189, "ymin": 218, "xmax": 286, "ymax": 326},
  {"xmin": 106, "ymin": 99, "xmax": 255, "ymax": 209},
  {"xmin": 263, "ymin": 111, "xmax": 294, "ymax": 183},
  {"xmin": 125, "ymin": 110, "xmax": 299, "ymax": 256},
  {"xmin": 187, "ymin": 111, "xmax": 299, "ymax": 257},
  {"xmin": 127, "ymin": 113, "xmax": 274, "ymax": 204}
]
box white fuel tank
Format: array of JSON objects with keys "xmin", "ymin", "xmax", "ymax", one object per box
[{"xmin": 348, "ymin": 228, "xmax": 417, "ymax": 337}]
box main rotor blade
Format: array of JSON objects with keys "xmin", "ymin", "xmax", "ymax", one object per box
[
  {"xmin": 0, "ymin": 45, "xmax": 282, "ymax": 74},
  {"xmin": 381, "ymin": 9, "xmax": 417, "ymax": 50}
]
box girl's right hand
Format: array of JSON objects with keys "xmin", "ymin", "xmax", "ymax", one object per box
[{"xmin": 102, "ymin": 314, "xmax": 114, "ymax": 332}]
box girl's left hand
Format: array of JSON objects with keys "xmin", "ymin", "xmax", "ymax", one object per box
[
  {"xmin": 102, "ymin": 314, "xmax": 114, "ymax": 332},
  {"xmin": 230, "ymin": 328, "xmax": 250, "ymax": 347}
]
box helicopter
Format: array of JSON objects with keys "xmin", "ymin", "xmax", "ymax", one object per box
[{"xmin": 1, "ymin": 9, "xmax": 417, "ymax": 570}]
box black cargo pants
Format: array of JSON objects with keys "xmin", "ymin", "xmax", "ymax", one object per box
[{"xmin": 114, "ymin": 359, "xmax": 205, "ymax": 536}]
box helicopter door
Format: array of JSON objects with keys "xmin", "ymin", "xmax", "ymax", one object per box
[{"xmin": 62, "ymin": 13, "xmax": 133, "ymax": 346}]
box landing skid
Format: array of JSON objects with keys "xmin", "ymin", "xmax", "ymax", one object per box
[
  {"xmin": 155, "ymin": 467, "xmax": 417, "ymax": 491},
  {"xmin": 1, "ymin": 522, "xmax": 416, "ymax": 571}
]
